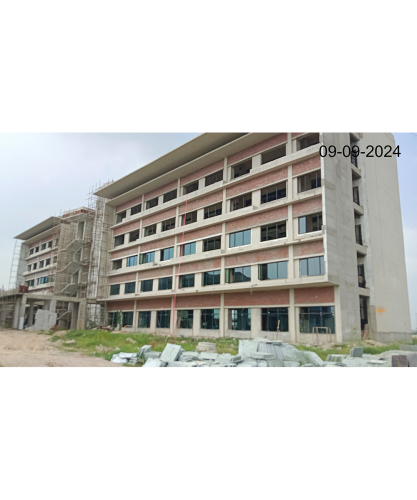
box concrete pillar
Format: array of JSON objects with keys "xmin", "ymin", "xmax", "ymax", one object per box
[
  {"xmin": 28, "ymin": 301, "xmax": 35, "ymax": 327},
  {"xmin": 289, "ymin": 288, "xmax": 296, "ymax": 343},
  {"xmin": 252, "ymin": 154, "xmax": 261, "ymax": 169},
  {"xmin": 17, "ymin": 294, "xmax": 27, "ymax": 330},
  {"xmin": 287, "ymin": 164, "xmax": 293, "ymax": 200},
  {"xmin": 219, "ymin": 293, "xmax": 225, "ymax": 338},
  {"xmin": 12, "ymin": 297, "xmax": 21, "ymax": 329},
  {"xmin": 251, "ymin": 307, "xmax": 261, "ymax": 338},
  {"xmin": 221, "ymin": 223, "xmax": 226, "ymax": 250},
  {"xmin": 252, "ymin": 189, "xmax": 261, "ymax": 208},
  {"xmin": 288, "ymin": 245, "xmax": 294, "ymax": 280},
  {"xmin": 77, "ymin": 299, "xmax": 87, "ymax": 329},
  {"xmin": 150, "ymin": 310, "xmax": 157, "ymax": 332},
  {"xmin": 288, "ymin": 205, "xmax": 294, "ymax": 242},
  {"xmin": 193, "ymin": 309, "xmax": 201, "ymax": 338}
]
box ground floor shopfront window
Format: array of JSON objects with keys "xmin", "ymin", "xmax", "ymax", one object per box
[
  {"xmin": 261, "ymin": 308, "xmax": 288, "ymax": 332},
  {"xmin": 299, "ymin": 306, "xmax": 335, "ymax": 334}
]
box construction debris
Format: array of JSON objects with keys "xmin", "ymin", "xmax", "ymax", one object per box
[
  {"xmin": 110, "ymin": 338, "xmax": 417, "ymax": 367},
  {"xmin": 196, "ymin": 342, "xmax": 217, "ymax": 353}
]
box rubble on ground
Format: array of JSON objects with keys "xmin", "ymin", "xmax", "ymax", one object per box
[{"xmin": 109, "ymin": 338, "xmax": 417, "ymax": 367}]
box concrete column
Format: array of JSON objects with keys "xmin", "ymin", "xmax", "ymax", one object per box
[
  {"xmin": 219, "ymin": 293, "xmax": 225, "ymax": 338},
  {"xmin": 251, "ymin": 307, "xmax": 261, "ymax": 338},
  {"xmin": 252, "ymin": 154, "xmax": 261, "ymax": 169},
  {"xmin": 287, "ymin": 204, "xmax": 294, "ymax": 242},
  {"xmin": 288, "ymin": 245, "xmax": 294, "ymax": 280},
  {"xmin": 193, "ymin": 309, "xmax": 201, "ymax": 338},
  {"xmin": 223, "ymin": 157, "xmax": 228, "ymax": 180},
  {"xmin": 287, "ymin": 133, "xmax": 293, "ymax": 155},
  {"xmin": 150, "ymin": 310, "xmax": 157, "ymax": 332},
  {"xmin": 170, "ymin": 297, "xmax": 174, "ymax": 334},
  {"xmin": 289, "ymin": 288, "xmax": 296, "ymax": 343},
  {"xmin": 252, "ymin": 189, "xmax": 261, "ymax": 208},
  {"xmin": 28, "ymin": 301, "xmax": 35, "ymax": 327},
  {"xmin": 194, "ymin": 272, "xmax": 202, "ymax": 289},
  {"xmin": 12, "ymin": 297, "xmax": 21, "ymax": 329},
  {"xmin": 287, "ymin": 164, "xmax": 293, "ymax": 200},
  {"xmin": 198, "ymin": 178, "xmax": 205, "ymax": 190},
  {"xmin": 196, "ymin": 240, "xmax": 203, "ymax": 254},
  {"xmin": 221, "ymin": 222, "xmax": 226, "ymax": 250},
  {"xmin": 156, "ymin": 222, "xmax": 162, "ymax": 234},
  {"xmin": 334, "ymin": 285, "xmax": 343, "ymax": 343},
  {"xmin": 220, "ymin": 257, "xmax": 225, "ymax": 285},
  {"xmin": 251, "ymin": 264, "xmax": 259, "ymax": 283},
  {"xmin": 18, "ymin": 295, "xmax": 28, "ymax": 330},
  {"xmin": 196, "ymin": 208, "xmax": 204, "ymax": 222}
]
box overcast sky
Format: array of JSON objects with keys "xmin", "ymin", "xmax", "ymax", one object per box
[{"xmin": 0, "ymin": 133, "xmax": 415, "ymax": 328}]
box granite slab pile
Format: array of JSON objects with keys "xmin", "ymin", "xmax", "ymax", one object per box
[{"xmin": 110, "ymin": 339, "xmax": 417, "ymax": 367}]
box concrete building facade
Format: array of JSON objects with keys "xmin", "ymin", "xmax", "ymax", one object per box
[{"xmin": 95, "ymin": 133, "xmax": 412, "ymax": 343}]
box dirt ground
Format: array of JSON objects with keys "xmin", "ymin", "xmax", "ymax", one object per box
[{"xmin": 0, "ymin": 329, "xmax": 120, "ymax": 367}]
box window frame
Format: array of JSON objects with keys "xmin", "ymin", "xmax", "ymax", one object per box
[
  {"xmin": 203, "ymin": 237, "xmax": 221, "ymax": 252},
  {"xmin": 130, "ymin": 204, "xmax": 142, "ymax": 216},
  {"xmin": 300, "ymin": 256, "xmax": 325, "ymax": 277},
  {"xmin": 225, "ymin": 266, "xmax": 251, "ymax": 284},
  {"xmin": 204, "ymin": 203, "xmax": 222, "ymax": 219},
  {"xmin": 139, "ymin": 311, "xmax": 151, "ymax": 328},
  {"xmin": 201, "ymin": 309, "xmax": 220, "ymax": 330},
  {"xmin": 124, "ymin": 282, "xmax": 136, "ymax": 294},
  {"xmin": 160, "ymin": 247, "xmax": 174, "ymax": 261},
  {"xmin": 261, "ymin": 182, "xmax": 287, "ymax": 204},
  {"xmin": 298, "ymin": 212, "xmax": 323, "ymax": 234},
  {"xmin": 230, "ymin": 193, "xmax": 252, "ymax": 212},
  {"xmin": 260, "ymin": 222, "xmax": 287, "ymax": 242},
  {"xmin": 181, "ymin": 210, "xmax": 197, "ymax": 226},
  {"xmin": 146, "ymin": 197, "xmax": 159, "ymax": 210},
  {"xmin": 139, "ymin": 251, "xmax": 155, "ymax": 264},
  {"xmin": 162, "ymin": 217, "xmax": 176, "ymax": 232},
  {"xmin": 156, "ymin": 310, "xmax": 171, "ymax": 329},
  {"xmin": 203, "ymin": 270, "xmax": 221, "ymax": 286},
  {"xmin": 110, "ymin": 284, "xmax": 120, "ymax": 295},
  {"xmin": 229, "ymin": 229, "xmax": 251, "ymax": 248},
  {"xmin": 205, "ymin": 169, "xmax": 224, "ymax": 187},
  {"xmin": 158, "ymin": 276, "xmax": 173, "ymax": 290},
  {"xmin": 143, "ymin": 224, "xmax": 157, "ymax": 237},
  {"xmin": 126, "ymin": 255, "xmax": 138, "ymax": 267},
  {"xmin": 163, "ymin": 189, "xmax": 177, "ymax": 203},
  {"xmin": 141, "ymin": 279, "xmax": 153, "ymax": 292},
  {"xmin": 259, "ymin": 261, "xmax": 288, "ymax": 280},
  {"xmin": 180, "ymin": 242, "xmax": 196, "ymax": 257},
  {"xmin": 179, "ymin": 274, "xmax": 195, "ymax": 288}
]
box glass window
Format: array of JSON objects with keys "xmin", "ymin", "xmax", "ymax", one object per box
[
  {"xmin": 229, "ymin": 309, "xmax": 251, "ymax": 331},
  {"xmin": 29, "ymin": 249, "xmax": 34, "ymax": 255},
  {"xmin": 178, "ymin": 310, "xmax": 193, "ymax": 329},
  {"xmin": 158, "ymin": 277, "xmax": 173, "ymax": 290},
  {"xmin": 183, "ymin": 182, "xmax": 198, "ymax": 195},
  {"xmin": 261, "ymin": 222, "xmax": 286, "ymax": 241},
  {"xmin": 204, "ymin": 203, "xmax": 222, "ymax": 219},
  {"xmin": 39, "ymin": 261, "xmax": 44, "ymax": 268},
  {"xmin": 110, "ymin": 284, "xmax": 120, "ymax": 295},
  {"xmin": 298, "ymin": 134, "xmax": 320, "ymax": 151},
  {"xmin": 48, "ymin": 241, "xmax": 52, "ymax": 248},
  {"xmin": 298, "ymin": 213, "xmax": 323, "ymax": 234},
  {"xmin": 299, "ymin": 306, "xmax": 335, "ymax": 334},
  {"xmin": 298, "ymin": 170, "xmax": 321, "ymax": 193},
  {"xmin": 230, "ymin": 193, "xmax": 252, "ymax": 211},
  {"xmin": 259, "ymin": 261, "xmax": 288, "ymax": 280},
  {"xmin": 163, "ymin": 189, "xmax": 177, "ymax": 203},
  {"xmin": 116, "ymin": 211, "xmax": 126, "ymax": 223},
  {"xmin": 181, "ymin": 242, "xmax": 196, "ymax": 256},
  {"xmin": 201, "ymin": 309, "xmax": 220, "ymax": 330},
  {"xmin": 124, "ymin": 282, "xmax": 136, "ymax": 294},
  {"xmin": 122, "ymin": 311, "xmax": 133, "ymax": 326},
  {"xmin": 35, "ymin": 246, "xmax": 39, "ymax": 253},
  {"xmin": 41, "ymin": 243, "xmax": 46, "ymax": 250},
  {"xmin": 261, "ymin": 182, "xmax": 286, "ymax": 204},
  {"xmin": 160, "ymin": 247, "xmax": 174, "ymax": 261},
  {"xmin": 112, "ymin": 259, "xmax": 123, "ymax": 270},
  {"xmin": 205, "ymin": 169, "xmax": 223, "ymax": 187},
  {"xmin": 141, "ymin": 279, "xmax": 153, "ymax": 292},
  {"xmin": 144, "ymin": 224, "xmax": 157, "ymax": 237},
  {"xmin": 157, "ymin": 310, "xmax": 171, "ymax": 329},
  {"xmin": 261, "ymin": 145, "xmax": 286, "ymax": 164},
  {"xmin": 203, "ymin": 270, "xmax": 221, "ymax": 286},
  {"xmin": 114, "ymin": 235, "xmax": 125, "ymax": 247},
  {"xmin": 45, "ymin": 258, "xmax": 50, "ymax": 266},
  {"xmin": 180, "ymin": 274, "xmax": 195, "ymax": 288},
  {"xmin": 181, "ymin": 210, "xmax": 197, "ymax": 225},
  {"xmin": 27, "ymin": 265, "xmax": 31, "ymax": 272},
  {"xmin": 131, "ymin": 204, "xmax": 141, "ymax": 215},
  {"xmin": 129, "ymin": 229, "xmax": 140, "ymax": 242},
  {"xmin": 126, "ymin": 255, "xmax": 138, "ymax": 267},
  {"xmin": 225, "ymin": 266, "xmax": 251, "ymax": 283},
  {"xmin": 203, "ymin": 237, "xmax": 221, "ymax": 252},
  {"xmin": 229, "ymin": 229, "xmax": 251, "ymax": 248},
  {"xmin": 139, "ymin": 251, "xmax": 155, "ymax": 264},
  {"xmin": 261, "ymin": 308, "xmax": 289, "ymax": 332},
  {"xmin": 139, "ymin": 311, "xmax": 151, "ymax": 328},
  {"xmin": 146, "ymin": 197, "xmax": 158, "ymax": 209},
  {"xmin": 232, "ymin": 160, "xmax": 252, "ymax": 178},
  {"xmin": 162, "ymin": 218, "xmax": 176, "ymax": 232},
  {"xmin": 108, "ymin": 312, "xmax": 117, "ymax": 327},
  {"xmin": 33, "ymin": 263, "xmax": 37, "ymax": 270},
  {"xmin": 300, "ymin": 256, "xmax": 325, "ymax": 277}
]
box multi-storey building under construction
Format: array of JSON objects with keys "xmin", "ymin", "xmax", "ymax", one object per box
[
  {"xmin": 94, "ymin": 133, "xmax": 411, "ymax": 344},
  {"xmin": 0, "ymin": 193, "xmax": 110, "ymax": 330}
]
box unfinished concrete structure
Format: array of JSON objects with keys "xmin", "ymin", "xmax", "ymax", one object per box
[
  {"xmin": 95, "ymin": 133, "xmax": 411, "ymax": 343},
  {"xmin": 0, "ymin": 193, "xmax": 110, "ymax": 330}
]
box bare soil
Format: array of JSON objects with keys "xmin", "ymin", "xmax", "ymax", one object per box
[{"xmin": 0, "ymin": 329, "xmax": 120, "ymax": 367}]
